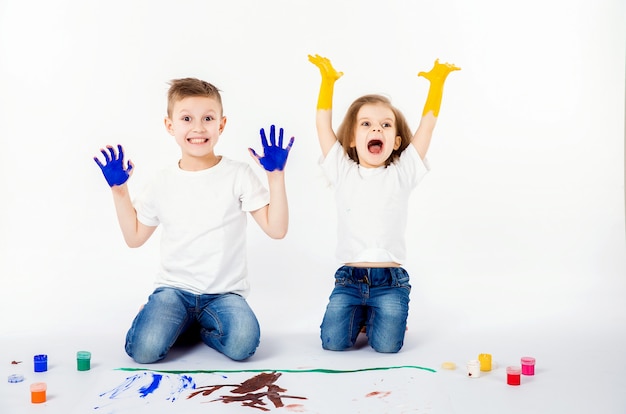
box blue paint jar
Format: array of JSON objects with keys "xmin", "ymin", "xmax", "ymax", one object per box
[{"xmin": 34, "ymin": 354, "xmax": 48, "ymax": 372}]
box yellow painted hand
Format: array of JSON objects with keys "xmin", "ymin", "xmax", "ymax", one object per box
[
  {"xmin": 308, "ymin": 54, "xmax": 344, "ymax": 110},
  {"xmin": 418, "ymin": 59, "xmax": 461, "ymax": 117}
]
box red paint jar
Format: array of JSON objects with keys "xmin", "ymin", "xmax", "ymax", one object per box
[
  {"xmin": 506, "ymin": 366, "xmax": 521, "ymax": 386},
  {"xmin": 521, "ymin": 357, "xmax": 535, "ymax": 375}
]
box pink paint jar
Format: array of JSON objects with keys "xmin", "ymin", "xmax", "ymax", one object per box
[
  {"xmin": 506, "ymin": 366, "xmax": 521, "ymax": 386},
  {"xmin": 521, "ymin": 357, "xmax": 535, "ymax": 375}
]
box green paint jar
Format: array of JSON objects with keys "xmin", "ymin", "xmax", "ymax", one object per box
[{"xmin": 76, "ymin": 351, "xmax": 91, "ymax": 371}]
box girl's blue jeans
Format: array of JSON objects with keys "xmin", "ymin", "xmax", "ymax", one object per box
[
  {"xmin": 320, "ymin": 266, "xmax": 411, "ymax": 353},
  {"xmin": 125, "ymin": 287, "xmax": 260, "ymax": 364}
]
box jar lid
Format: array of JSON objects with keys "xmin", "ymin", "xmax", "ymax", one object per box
[
  {"xmin": 441, "ymin": 361, "xmax": 457, "ymax": 370},
  {"xmin": 521, "ymin": 356, "xmax": 535, "ymax": 364},
  {"xmin": 30, "ymin": 382, "xmax": 47, "ymax": 392},
  {"xmin": 8, "ymin": 374, "xmax": 24, "ymax": 383},
  {"xmin": 506, "ymin": 366, "xmax": 522, "ymax": 375}
]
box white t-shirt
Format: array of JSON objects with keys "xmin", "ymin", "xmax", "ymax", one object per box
[
  {"xmin": 134, "ymin": 157, "xmax": 270, "ymax": 296},
  {"xmin": 320, "ymin": 142, "xmax": 430, "ymax": 264}
]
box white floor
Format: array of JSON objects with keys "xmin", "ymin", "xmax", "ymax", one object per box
[{"xmin": 2, "ymin": 304, "xmax": 625, "ymax": 413}]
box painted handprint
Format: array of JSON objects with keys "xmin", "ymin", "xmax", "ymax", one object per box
[
  {"xmin": 418, "ymin": 59, "xmax": 461, "ymax": 84},
  {"xmin": 249, "ymin": 125, "xmax": 295, "ymax": 172},
  {"xmin": 94, "ymin": 144, "xmax": 134, "ymax": 187}
]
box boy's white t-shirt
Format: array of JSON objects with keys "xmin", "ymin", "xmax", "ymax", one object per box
[
  {"xmin": 134, "ymin": 157, "xmax": 270, "ymax": 297},
  {"xmin": 320, "ymin": 142, "xmax": 430, "ymax": 265}
]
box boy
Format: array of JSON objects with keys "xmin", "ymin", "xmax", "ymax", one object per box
[{"xmin": 94, "ymin": 78, "xmax": 294, "ymax": 363}]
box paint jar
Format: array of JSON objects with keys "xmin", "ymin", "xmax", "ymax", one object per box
[
  {"xmin": 478, "ymin": 353, "xmax": 492, "ymax": 371},
  {"xmin": 77, "ymin": 351, "xmax": 91, "ymax": 371},
  {"xmin": 506, "ymin": 366, "xmax": 521, "ymax": 386},
  {"xmin": 466, "ymin": 360, "xmax": 481, "ymax": 378},
  {"xmin": 30, "ymin": 382, "xmax": 47, "ymax": 403},
  {"xmin": 521, "ymin": 357, "xmax": 535, "ymax": 375},
  {"xmin": 33, "ymin": 354, "xmax": 48, "ymax": 372}
]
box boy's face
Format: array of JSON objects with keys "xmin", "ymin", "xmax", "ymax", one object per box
[
  {"xmin": 351, "ymin": 103, "xmax": 401, "ymax": 168},
  {"xmin": 164, "ymin": 96, "xmax": 226, "ymax": 162}
]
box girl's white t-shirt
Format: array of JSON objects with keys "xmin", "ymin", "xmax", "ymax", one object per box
[{"xmin": 320, "ymin": 142, "xmax": 430, "ymax": 265}]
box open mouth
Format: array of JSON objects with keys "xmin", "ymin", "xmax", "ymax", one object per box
[
  {"xmin": 187, "ymin": 138, "xmax": 209, "ymax": 144},
  {"xmin": 367, "ymin": 139, "xmax": 383, "ymax": 154}
]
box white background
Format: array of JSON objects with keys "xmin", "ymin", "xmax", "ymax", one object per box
[
  {"xmin": 1, "ymin": 0, "xmax": 624, "ymax": 335},
  {"xmin": 0, "ymin": 1, "xmax": 624, "ymax": 412},
  {"xmin": 0, "ymin": 2, "xmax": 625, "ymax": 411}
]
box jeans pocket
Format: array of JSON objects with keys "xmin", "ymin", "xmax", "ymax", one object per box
[
  {"xmin": 390, "ymin": 268, "xmax": 411, "ymax": 288},
  {"xmin": 334, "ymin": 277, "xmax": 348, "ymax": 287},
  {"xmin": 334, "ymin": 266, "xmax": 353, "ymax": 286}
]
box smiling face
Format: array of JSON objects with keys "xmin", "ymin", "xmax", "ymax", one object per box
[
  {"xmin": 164, "ymin": 96, "xmax": 227, "ymax": 170},
  {"xmin": 350, "ymin": 103, "xmax": 402, "ymax": 168}
]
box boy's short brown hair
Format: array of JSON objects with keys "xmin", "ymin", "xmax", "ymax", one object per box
[{"xmin": 167, "ymin": 78, "xmax": 223, "ymax": 117}]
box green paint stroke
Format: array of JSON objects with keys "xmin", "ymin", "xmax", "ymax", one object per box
[{"xmin": 117, "ymin": 365, "xmax": 436, "ymax": 374}]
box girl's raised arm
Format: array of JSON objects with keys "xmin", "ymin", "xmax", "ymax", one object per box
[
  {"xmin": 412, "ymin": 59, "xmax": 460, "ymax": 159},
  {"xmin": 308, "ymin": 54, "xmax": 343, "ymax": 157}
]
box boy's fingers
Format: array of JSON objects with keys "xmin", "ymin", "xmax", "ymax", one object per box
[
  {"xmin": 286, "ymin": 137, "xmax": 295, "ymax": 151},
  {"xmin": 260, "ymin": 128, "xmax": 269, "ymax": 148}
]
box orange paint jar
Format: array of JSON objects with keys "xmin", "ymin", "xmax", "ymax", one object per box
[{"xmin": 30, "ymin": 382, "xmax": 47, "ymax": 403}]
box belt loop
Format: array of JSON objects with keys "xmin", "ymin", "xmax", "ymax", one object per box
[
  {"xmin": 351, "ymin": 267, "xmax": 370, "ymax": 285},
  {"xmin": 389, "ymin": 268, "xmax": 397, "ymax": 286}
]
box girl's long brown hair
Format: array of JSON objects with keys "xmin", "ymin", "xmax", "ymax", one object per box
[{"xmin": 336, "ymin": 94, "xmax": 413, "ymax": 166}]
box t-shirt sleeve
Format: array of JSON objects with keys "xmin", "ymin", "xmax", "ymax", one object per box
[
  {"xmin": 319, "ymin": 141, "xmax": 347, "ymax": 186},
  {"xmin": 134, "ymin": 183, "xmax": 160, "ymax": 227},
  {"xmin": 239, "ymin": 165, "xmax": 270, "ymax": 212},
  {"xmin": 399, "ymin": 144, "xmax": 431, "ymax": 188}
]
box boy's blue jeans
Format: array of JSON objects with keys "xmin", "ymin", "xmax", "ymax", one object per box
[
  {"xmin": 125, "ymin": 287, "xmax": 260, "ymax": 364},
  {"xmin": 320, "ymin": 266, "xmax": 411, "ymax": 353}
]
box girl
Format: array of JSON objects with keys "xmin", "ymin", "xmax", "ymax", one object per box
[{"xmin": 308, "ymin": 54, "xmax": 459, "ymax": 353}]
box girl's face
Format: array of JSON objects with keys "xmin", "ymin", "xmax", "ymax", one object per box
[
  {"xmin": 351, "ymin": 103, "xmax": 401, "ymax": 168},
  {"xmin": 164, "ymin": 96, "xmax": 227, "ymax": 169}
]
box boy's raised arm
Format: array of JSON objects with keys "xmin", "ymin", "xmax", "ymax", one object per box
[
  {"xmin": 94, "ymin": 145, "xmax": 156, "ymax": 248},
  {"xmin": 249, "ymin": 125, "xmax": 294, "ymax": 240},
  {"xmin": 308, "ymin": 54, "xmax": 343, "ymax": 157},
  {"xmin": 412, "ymin": 59, "xmax": 461, "ymax": 159}
]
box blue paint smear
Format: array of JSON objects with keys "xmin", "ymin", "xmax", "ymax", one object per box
[
  {"xmin": 138, "ymin": 373, "xmax": 162, "ymax": 398},
  {"xmin": 99, "ymin": 373, "xmax": 143, "ymax": 398},
  {"xmin": 97, "ymin": 371, "xmax": 196, "ymax": 406},
  {"xmin": 171, "ymin": 375, "xmax": 195, "ymax": 402}
]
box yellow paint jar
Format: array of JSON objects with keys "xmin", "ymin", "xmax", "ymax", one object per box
[{"xmin": 478, "ymin": 353, "xmax": 492, "ymax": 371}]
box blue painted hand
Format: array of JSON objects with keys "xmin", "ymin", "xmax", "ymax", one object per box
[
  {"xmin": 249, "ymin": 125, "xmax": 295, "ymax": 171},
  {"xmin": 94, "ymin": 144, "xmax": 134, "ymax": 187}
]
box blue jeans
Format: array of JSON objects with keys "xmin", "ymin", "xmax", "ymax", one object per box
[
  {"xmin": 125, "ymin": 287, "xmax": 260, "ymax": 364},
  {"xmin": 320, "ymin": 266, "xmax": 411, "ymax": 353}
]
